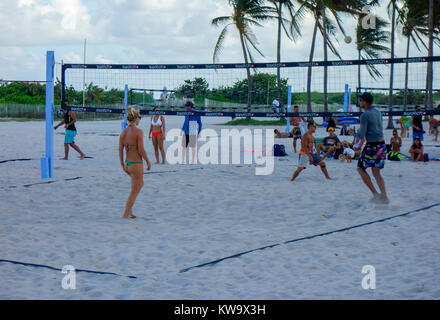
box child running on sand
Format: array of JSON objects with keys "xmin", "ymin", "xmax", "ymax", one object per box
[
  {"xmin": 119, "ymin": 107, "xmax": 151, "ymax": 220},
  {"xmin": 54, "ymin": 100, "xmax": 86, "ymax": 160},
  {"xmin": 291, "ymin": 122, "xmax": 332, "ymax": 182}
]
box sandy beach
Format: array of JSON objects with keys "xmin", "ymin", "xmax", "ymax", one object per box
[{"xmin": 0, "ymin": 116, "xmax": 439, "ymax": 299}]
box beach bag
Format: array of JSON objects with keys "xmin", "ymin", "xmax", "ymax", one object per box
[
  {"xmin": 424, "ymin": 153, "xmax": 430, "ymax": 162},
  {"xmin": 387, "ymin": 152, "xmax": 401, "ymax": 161},
  {"xmin": 273, "ymin": 144, "xmax": 287, "ymax": 157}
]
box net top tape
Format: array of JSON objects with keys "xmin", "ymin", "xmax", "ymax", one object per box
[
  {"xmin": 62, "ymin": 106, "xmax": 440, "ymax": 118},
  {"xmin": 62, "ymin": 56, "xmax": 440, "ymax": 70}
]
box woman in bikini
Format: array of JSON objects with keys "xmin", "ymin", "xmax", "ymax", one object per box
[
  {"xmin": 148, "ymin": 107, "xmax": 166, "ymax": 164},
  {"xmin": 119, "ymin": 107, "xmax": 151, "ymax": 220}
]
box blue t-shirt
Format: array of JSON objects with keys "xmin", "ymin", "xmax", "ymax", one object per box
[
  {"xmin": 182, "ymin": 109, "xmax": 202, "ymax": 135},
  {"xmin": 355, "ymin": 107, "xmax": 384, "ymax": 142}
]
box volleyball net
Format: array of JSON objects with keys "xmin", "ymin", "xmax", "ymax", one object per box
[{"xmin": 61, "ymin": 56, "xmax": 440, "ymax": 118}]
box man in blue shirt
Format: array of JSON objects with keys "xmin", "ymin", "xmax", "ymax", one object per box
[
  {"xmin": 356, "ymin": 92, "xmax": 389, "ymax": 204},
  {"xmin": 181, "ymin": 101, "xmax": 202, "ymax": 164}
]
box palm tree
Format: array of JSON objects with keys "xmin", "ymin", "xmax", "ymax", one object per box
[
  {"xmin": 386, "ymin": 0, "xmax": 402, "ymax": 129},
  {"xmin": 398, "ymin": 0, "xmax": 428, "ymax": 109},
  {"xmin": 426, "ymin": 0, "xmax": 435, "ymax": 109},
  {"xmin": 295, "ymin": 0, "xmax": 364, "ymax": 113},
  {"xmin": 356, "ymin": 14, "xmax": 390, "ymax": 90},
  {"xmin": 212, "ymin": 0, "xmax": 276, "ymax": 109},
  {"xmin": 268, "ymin": 0, "xmax": 302, "ymax": 110}
]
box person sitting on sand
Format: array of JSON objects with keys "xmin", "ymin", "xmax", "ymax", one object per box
[
  {"xmin": 148, "ymin": 107, "xmax": 166, "ymax": 164},
  {"xmin": 291, "ymin": 122, "xmax": 332, "ymax": 182},
  {"xmin": 53, "ymin": 100, "xmax": 86, "ymax": 160},
  {"xmin": 340, "ymin": 141, "xmax": 355, "ymax": 163},
  {"xmin": 274, "ymin": 129, "xmax": 293, "ymax": 138},
  {"xmin": 351, "ymin": 136, "xmax": 364, "ymax": 157},
  {"xmin": 390, "ymin": 129, "xmax": 402, "ymax": 153},
  {"xmin": 409, "ymin": 138, "xmax": 424, "ymax": 162},
  {"xmin": 316, "ymin": 127, "xmax": 342, "ymax": 160},
  {"xmin": 119, "ymin": 107, "xmax": 151, "ymax": 220}
]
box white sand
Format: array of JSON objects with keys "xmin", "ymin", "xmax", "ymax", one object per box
[{"xmin": 0, "ymin": 117, "xmax": 439, "ymax": 299}]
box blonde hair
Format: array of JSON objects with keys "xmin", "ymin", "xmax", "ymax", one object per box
[{"xmin": 126, "ymin": 107, "xmax": 140, "ymax": 124}]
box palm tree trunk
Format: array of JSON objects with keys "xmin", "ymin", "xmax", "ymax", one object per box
[
  {"xmin": 426, "ymin": 0, "xmax": 434, "ymax": 109},
  {"xmin": 307, "ymin": 20, "xmax": 319, "ymax": 113},
  {"xmin": 404, "ymin": 34, "xmax": 411, "ymax": 110},
  {"xmin": 322, "ymin": 8, "xmax": 328, "ymax": 113},
  {"xmin": 358, "ymin": 51, "xmax": 362, "ymax": 90},
  {"xmin": 387, "ymin": 2, "xmax": 396, "ymax": 129},
  {"xmin": 276, "ymin": 3, "xmax": 283, "ymax": 110},
  {"xmin": 239, "ymin": 32, "xmax": 252, "ymax": 111}
]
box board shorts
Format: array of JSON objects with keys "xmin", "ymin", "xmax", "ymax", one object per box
[
  {"xmin": 293, "ymin": 127, "xmax": 301, "ymax": 139},
  {"xmin": 412, "ymin": 131, "xmax": 424, "ymax": 141},
  {"xmin": 298, "ymin": 152, "xmax": 323, "ymax": 169},
  {"xmin": 357, "ymin": 142, "xmax": 387, "ymax": 170},
  {"xmin": 182, "ymin": 134, "xmax": 197, "ymax": 148},
  {"xmin": 64, "ymin": 129, "xmax": 77, "ymax": 143}
]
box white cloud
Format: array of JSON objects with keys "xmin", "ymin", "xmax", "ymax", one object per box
[{"xmin": 0, "ymin": 0, "xmax": 438, "ymax": 83}]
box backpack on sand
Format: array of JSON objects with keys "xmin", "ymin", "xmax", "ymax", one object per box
[{"xmin": 273, "ymin": 144, "xmax": 288, "ymax": 157}]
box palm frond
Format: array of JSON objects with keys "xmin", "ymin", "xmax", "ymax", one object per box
[
  {"xmin": 211, "ymin": 16, "xmax": 233, "ymax": 26},
  {"xmin": 212, "ymin": 24, "xmax": 232, "ymax": 64}
]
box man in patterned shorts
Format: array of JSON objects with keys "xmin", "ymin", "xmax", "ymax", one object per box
[{"xmin": 356, "ymin": 92, "xmax": 389, "ymax": 204}]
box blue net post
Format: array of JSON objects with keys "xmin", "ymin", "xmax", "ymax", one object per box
[
  {"xmin": 122, "ymin": 84, "xmax": 128, "ymax": 131},
  {"xmin": 343, "ymin": 84, "xmax": 349, "ymax": 112},
  {"xmin": 285, "ymin": 85, "xmax": 292, "ymax": 132},
  {"xmin": 41, "ymin": 51, "xmax": 55, "ymax": 179},
  {"xmin": 348, "ymin": 87, "xmax": 352, "ymax": 112}
]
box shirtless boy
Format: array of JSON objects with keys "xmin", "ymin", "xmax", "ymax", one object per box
[{"xmin": 291, "ymin": 122, "xmax": 332, "ymax": 182}]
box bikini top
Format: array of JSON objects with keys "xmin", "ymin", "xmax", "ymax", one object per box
[{"xmin": 151, "ymin": 116, "xmax": 162, "ymax": 126}]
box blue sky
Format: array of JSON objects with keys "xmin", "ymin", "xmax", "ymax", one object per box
[{"xmin": 0, "ymin": 0, "xmax": 438, "ymax": 90}]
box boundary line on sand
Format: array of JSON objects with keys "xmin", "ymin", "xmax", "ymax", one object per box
[
  {"xmin": 0, "ymin": 158, "xmax": 35, "ymax": 164},
  {"xmin": 2, "ymin": 177, "xmax": 84, "ymax": 189},
  {"xmin": 0, "ymin": 259, "xmax": 137, "ymax": 279},
  {"xmin": 179, "ymin": 202, "xmax": 440, "ymax": 273}
]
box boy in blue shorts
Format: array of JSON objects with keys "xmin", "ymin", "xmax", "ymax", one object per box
[{"xmin": 54, "ymin": 100, "xmax": 86, "ymax": 160}]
